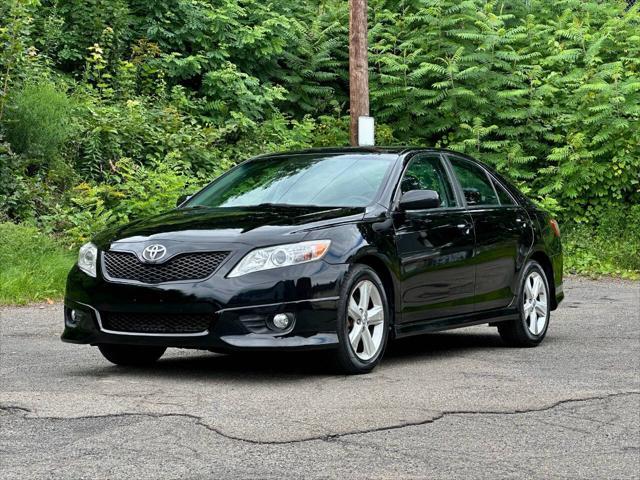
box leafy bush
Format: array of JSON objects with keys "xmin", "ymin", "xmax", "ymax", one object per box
[
  {"xmin": 71, "ymin": 96, "xmax": 234, "ymax": 179},
  {"xmin": 48, "ymin": 158, "xmax": 203, "ymax": 245},
  {"xmin": 3, "ymin": 82, "xmax": 76, "ymax": 163},
  {"xmin": 0, "ymin": 136, "xmax": 23, "ymax": 220},
  {"xmin": 0, "ymin": 222, "xmax": 75, "ymax": 304},
  {"xmin": 563, "ymin": 207, "xmax": 640, "ymax": 279}
]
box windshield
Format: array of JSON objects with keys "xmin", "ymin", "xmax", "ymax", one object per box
[{"xmin": 186, "ymin": 154, "xmax": 395, "ymax": 208}]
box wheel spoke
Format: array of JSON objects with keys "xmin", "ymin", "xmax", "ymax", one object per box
[
  {"xmin": 525, "ymin": 279, "xmax": 533, "ymax": 300},
  {"xmin": 358, "ymin": 281, "xmax": 371, "ymax": 310},
  {"xmin": 532, "ymin": 276, "xmax": 542, "ymax": 297},
  {"xmin": 361, "ymin": 327, "xmax": 376, "ymax": 357},
  {"xmin": 349, "ymin": 323, "xmax": 363, "ymax": 350},
  {"xmin": 529, "ymin": 311, "xmax": 538, "ymax": 335},
  {"xmin": 368, "ymin": 305, "xmax": 384, "ymax": 325},
  {"xmin": 523, "ymin": 300, "xmax": 533, "ymax": 316},
  {"xmin": 348, "ymin": 297, "xmax": 361, "ymax": 321},
  {"xmin": 535, "ymin": 302, "xmax": 547, "ymax": 316}
]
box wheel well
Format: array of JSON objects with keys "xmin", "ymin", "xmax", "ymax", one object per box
[
  {"xmin": 355, "ymin": 255, "xmax": 397, "ymax": 323},
  {"xmin": 529, "ymin": 251, "xmax": 557, "ymax": 309}
]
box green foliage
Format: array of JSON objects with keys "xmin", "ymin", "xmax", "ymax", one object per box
[
  {"xmin": 72, "ymin": 95, "xmax": 234, "ymax": 178},
  {"xmin": 563, "ymin": 206, "xmax": 640, "ymax": 279},
  {"xmin": 3, "ymin": 82, "xmax": 75, "ymax": 161},
  {"xmin": 50, "ymin": 158, "xmax": 201, "ymax": 244},
  {"xmin": 37, "ymin": 0, "xmax": 132, "ymax": 68},
  {"xmin": 0, "ymin": 222, "xmax": 75, "ymax": 304},
  {"xmin": 0, "ymin": 136, "xmax": 22, "ymax": 220},
  {"xmin": 0, "ymin": 0, "xmax": 41, "ymax": 119}
]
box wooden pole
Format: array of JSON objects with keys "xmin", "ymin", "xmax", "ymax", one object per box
[{"xmin": 349, "ymin": 0, "xmax": 369, "ymax": 146}]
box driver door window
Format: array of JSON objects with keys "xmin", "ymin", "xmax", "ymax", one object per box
[{"xmin": 401, "ymin": 155, "xmax": 457, "ymax": 208}]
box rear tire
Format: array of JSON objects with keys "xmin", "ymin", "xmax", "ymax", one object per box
[
  {"xmin": 333, "ymin": 265, "xmax": 390, "ymax": 374},
  {"xmin": 98, "ymin": 344, "xmax": 166, "ymax": 366},
  {"xmin": 498, "ymin": 260, "xmax": 551, "ymax": 347}
]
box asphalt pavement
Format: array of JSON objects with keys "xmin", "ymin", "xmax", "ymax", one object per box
[{"xmin": 1, "ymin": 276, "xmax": 638, "ymax": 479}]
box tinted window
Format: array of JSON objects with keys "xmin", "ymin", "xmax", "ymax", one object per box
[
  {"xmin": 400, "ymin": 155, "xmax": 456, "ymax": 207},
  {"xmin": 493, "ymin": 179, "xmax": 515, "ymax": 205},
  {"xmin": 188, "ymin": 154, "xmax": 395, "ymax": 208},
  {"xmin": 449, "ymin": 158, "xmax": 499, "ymax": 206}
]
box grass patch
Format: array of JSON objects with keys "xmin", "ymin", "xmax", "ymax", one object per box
[
  {"xmin": 562, "ymin": 207, "xmax": 640, "ymax": 280},
  {"xmin": 0, "ymin": 223, "xmax": 75, "ymax": 305},
  {"xmin": 563, "ymin": 224, "xmax": 639, "ymax": 280}
]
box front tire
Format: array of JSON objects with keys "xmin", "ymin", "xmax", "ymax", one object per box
[
  {"xmin": 333, "ymin": 265, "xmax": 390, "ymax": 374},
  {"xmin": 498, "ymin": 260, "xmax": 551, "ymax": 347},
  {"xmin": 98, "ymin": 344, "xmax": 166, "ymax": 366}
]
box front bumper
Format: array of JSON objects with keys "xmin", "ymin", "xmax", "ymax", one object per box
[{"xmin": 62, "ymin": 260, "xmax": 348, "ymax": 351}]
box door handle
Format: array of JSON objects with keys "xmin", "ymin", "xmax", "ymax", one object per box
[{"xmin": 456, "ymin": 222, "xmax": 472, "ymax": 234}]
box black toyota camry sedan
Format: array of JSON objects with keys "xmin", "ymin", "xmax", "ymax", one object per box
[{"xmin": 62, "ymin": 147, "xmax": 563, "ymax": 374}]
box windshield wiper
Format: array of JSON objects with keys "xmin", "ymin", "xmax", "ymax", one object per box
[
  {"xmin": 255, "ymin": 202, "xmax": 297, "ymax": 208},
  {"xmin": 183, "ymin": 205, "xmax": 212, "ymax": 210},
  {"xmin": 184, "ymin": 203, "xmax": 324, "ymax": 209}
]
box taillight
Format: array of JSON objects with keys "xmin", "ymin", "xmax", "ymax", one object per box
[{"xmin": 549, "ymin": 219, "xmax": 561, "ymax": 237}]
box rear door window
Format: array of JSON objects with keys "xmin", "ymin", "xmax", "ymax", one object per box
[
  {"xmin": 449, "ymin": 157, "xmax": 499, "ymax": 207},
  {"xmin": 493, "ymin": 179, "xmax": 515, "ymax": 206}
]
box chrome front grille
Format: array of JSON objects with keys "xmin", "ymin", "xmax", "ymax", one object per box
[{"xmin": 103, "ymin": 250, "xmax": 229, "ymax": 284}]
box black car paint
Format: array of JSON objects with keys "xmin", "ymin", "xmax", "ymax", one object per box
[{"xmin": 62, "ymin": 147, "xmax": 564, "ymax": 351}]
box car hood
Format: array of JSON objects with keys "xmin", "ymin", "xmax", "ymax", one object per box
[{"xmin": 94, "ymin": 205, "xmax": 365, "ymax": 249}]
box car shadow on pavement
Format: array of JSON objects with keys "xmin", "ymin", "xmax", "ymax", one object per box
[
  {"xmin": 385, "ymin": 329, "xmax": 505, "ymax": 360},
  {"xmin": 77, "ymin": 329, "xmax": 509, "ymax": 380}
]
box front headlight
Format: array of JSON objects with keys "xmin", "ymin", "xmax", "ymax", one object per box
[
  {"xmin": 78, "ymin": 242, "xmax": 98, "ymax": 277},
  {"xmin": 228, "ymin": 240, "xmax": 331, "ymax": 278}
]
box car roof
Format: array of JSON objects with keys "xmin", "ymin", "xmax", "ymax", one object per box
[{"xmin": 254, "ymin": 146, "xmax": 468, "ymax": 159}]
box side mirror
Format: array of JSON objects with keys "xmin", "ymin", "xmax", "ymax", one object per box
[
  {"xmin": 399, "ymin": 189, "xmax": 441, "ymax": 210},
  {"xmin": 176, "ymin": 194, "xmax": 192, "ymax": 207}
]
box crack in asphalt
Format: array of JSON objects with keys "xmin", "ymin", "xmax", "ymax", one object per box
[
  {"xmin": 1, "ymin": 391, "xmax": 638, "ymax": 446},
  {"xmin": 0, "ymin": 405, "xmax": 30, "ymax": 414}
]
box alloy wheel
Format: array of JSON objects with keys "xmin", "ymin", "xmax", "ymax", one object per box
[
  {"xmin": 523, "ymin": 271, "xmax": 548, "ymax": 336},
  {"xmin": 347, "ymin": 279, "xmax": 385, "ymax": 361}
]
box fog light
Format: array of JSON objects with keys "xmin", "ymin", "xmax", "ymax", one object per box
[
  {"xmin": 272, "ymin": 313, "xmax": 291, "ymax": 330},
  {"xmin": 66, "ymin": 308, "xmax": 80, "ymax": 327}
]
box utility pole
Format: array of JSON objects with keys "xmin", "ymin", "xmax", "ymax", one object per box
[{"xmin": 349, "ymin": 0, "xmax": 371, "ymax": 146}]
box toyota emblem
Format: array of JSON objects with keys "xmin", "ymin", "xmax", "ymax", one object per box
[{"xmin": 142, "ymin": 244, "xmax": 167, "ymax": 262}]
